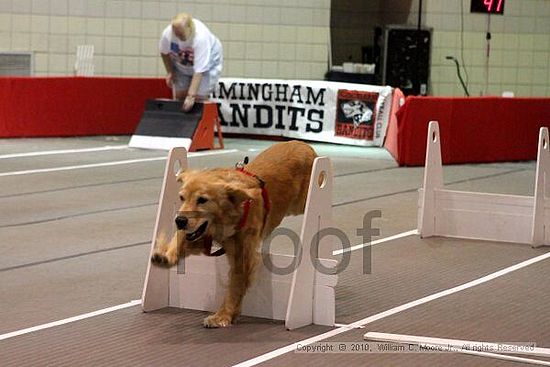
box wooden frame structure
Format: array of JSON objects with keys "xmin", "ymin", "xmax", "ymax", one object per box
[{"xmin": 419, "ymin": 121, "xmax": 550, "ymax": 247}]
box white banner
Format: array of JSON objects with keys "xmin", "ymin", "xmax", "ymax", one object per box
[{"xmin": 211, "ymin": 78, "xmax": 394, "ymax": 147}]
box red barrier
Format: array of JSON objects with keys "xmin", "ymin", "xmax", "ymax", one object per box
[
  {"xmin": 385, "ymin": 96, "xmax": 550, "ymax": 166},
  {"xmin": 0, "ymin": 77, "xmax": 171, "ymax": 137}
]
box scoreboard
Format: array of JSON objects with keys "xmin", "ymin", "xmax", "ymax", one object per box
[{"xmin": 470, "ymin": 0, "xmax": 505, "ymax": 14}]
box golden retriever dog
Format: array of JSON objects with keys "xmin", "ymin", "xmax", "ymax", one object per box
[{"xmin": 151, "ymin": 141, "xmax": 317, "ymax": 327}]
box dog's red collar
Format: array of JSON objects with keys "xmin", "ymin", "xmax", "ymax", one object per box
[
  {"xmin": 202, "ymin": 166, "xmax": 269, "ymax": 257},
  {"xmin": 235, "ymin": 165, "xmax": 271, "ymax": 231},
  {"xmin": 202, "ymin": 163, "xmax": 270, "ymax": 257}
]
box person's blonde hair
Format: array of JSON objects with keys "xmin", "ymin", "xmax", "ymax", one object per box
[{"xmin": 171, "ymin": 13, "xmax": 195, "ymax": 41}]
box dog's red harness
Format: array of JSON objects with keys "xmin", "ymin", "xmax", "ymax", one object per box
[
  {"xmin": 235, "ymin": 165, "xmax": 271, "ymax": 231},
  {"xmin": 203, "ymin": 158, "xmax": 270, "ymax": 257}
]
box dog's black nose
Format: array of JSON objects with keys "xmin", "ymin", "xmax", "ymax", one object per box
[{"xmin": 175, "ymin": 216, "xmax": 188, "ymax": 230}]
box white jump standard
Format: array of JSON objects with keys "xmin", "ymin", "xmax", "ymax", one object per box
[{"xmin": 419, "ymin": 120, "xmax": 550, "ymax": 247}]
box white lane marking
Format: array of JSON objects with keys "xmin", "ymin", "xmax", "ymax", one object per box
[
  {"xmin": 333, "ymin": 229, "xmax": 418, "ymax": 255},
  {"xmin": 0, "ymin": 300, "xmax": 141, "ymax": 341},
  {"xmin": 0, "ymin": 157, "xmax": 166, "ymax": 177},
  {"xmin": 364, "ymin": 331, "xmax": 550, "ymax": 358},
  {"xmin": 446, "ymin": 347, "xmax": 550, "ymax": 366},
  {"xmin": 231, "ymin": 251, "xmax": 550, "ymax": 367},
  {"xmin": 0, "ymin": 145, "xmax": 128, "ymax": 159},
  {"xmin": 4, "ymin": 234, "xmax": 549, "ymax": 364},
  {"xmin": 0, "ymin": 149, "xmax": 239, "ymax": 177},
  {"xmin": 189, "ymin": 149, "xmax": 239, "ymax": 157},
  {"xmin": 333, "ymin": 323, "xmax": 364, "ymax": 329}
]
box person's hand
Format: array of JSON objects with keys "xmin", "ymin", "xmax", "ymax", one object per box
[
  {"xmin": 165, "ymin": 73, "xmax": 174, "ymax": 88},
  {"xmin": 182, "ymin": 95, "xmax": 195, "ymax": 112}
]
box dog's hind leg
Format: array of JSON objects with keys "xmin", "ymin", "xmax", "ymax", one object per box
[{"xmin": 203, "ymin": 235, "xmax": 260, "ymax": 328}]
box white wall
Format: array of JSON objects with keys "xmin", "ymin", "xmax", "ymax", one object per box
[
  {"xmin": 2, "ymin": 0, "xmax": 548, "ymax": 97},
  {"xmin": 331, "ymin": 0, "xmax": 550, "ymax": 97},
  {"xmin": 424, "ymin": 0, "xmax": 550, "ymax": 97},
  {"xmin": 330, "ymin": 0, "xmax": 380, "ymax": 66},
  {"xmin": 0, "ymin": 0, "xmax": 331, "ymax": 80}
]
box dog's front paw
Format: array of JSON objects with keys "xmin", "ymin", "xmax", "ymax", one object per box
[
  {"xmin": 203, "ymin": 313, "xmax": 233, "ymax": 328},
  {"xmin": 150, "ymin": 234, "xmax": 179, "ymax": 268},
  {"xmin": 150, "ymin": 252, "xmax": 176, "ymax": 268}
]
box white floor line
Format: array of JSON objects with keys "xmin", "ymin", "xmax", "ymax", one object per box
[
  {"xmin": 0, "ymin": 300, "xmax": 141, "ymax": 341},
  {"xmin": 365, "ymin": 332, "xmax": 550, "ymax": 366},
  {"xmin": 333, "ymin": 323, "xmax": 364, "ymax": 329},
  {"xmin": 231, "ymin": 250, "xmax": 550, "ymax": 367},
  {"xmin": 364, "ymin": 332, "xmax": 550, "ymax": 358},
  {"xmin": 0, "ymin": 149, "xmax": 239, "ymax": 177},
  {"xmin": 333, "ymin": 229, "xmax": 418, "ymax": 256},
  {"xmin": 0, "ymin": 229, "xmax": 404, "ymax": 342},
  {"xmin": 447, "ymin": 347, "xmax": 550, "ymax": 366},
  {"xmin": 0, "ymin": 145, "xmax": 129, "ymax": 160},
  {"xmin": 0, "ymin": 157, "xmax": 166, "ymax": 177},
  {"xmin": 189, "ymin": 149, "xmax": 239, "ymax": 157},
  {"xmin": 4, "ymin": 234, "xmax": 548, "ymax": 362}
]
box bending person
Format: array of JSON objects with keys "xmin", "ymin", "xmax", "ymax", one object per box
[{"xmin": 159, "ymin": 13, "xmax": 223, "ymax": 112}]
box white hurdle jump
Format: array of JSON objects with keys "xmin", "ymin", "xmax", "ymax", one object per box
[
  {"xmin": 141, "ymin": 148, "xmax": 337, "ymax": 330},
  {"xmin": 419, "ymin": 121, "xmax": 550, "ymax": 247}
]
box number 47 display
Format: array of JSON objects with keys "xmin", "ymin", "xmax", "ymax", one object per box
[{"xmin": 484, "ymin": 0, "xmax": 504, "ymax": 12}]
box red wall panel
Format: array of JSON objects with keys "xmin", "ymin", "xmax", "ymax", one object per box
[{"xmin": 0, "ymin": 77, "xmax": 171, "ymax": 137}]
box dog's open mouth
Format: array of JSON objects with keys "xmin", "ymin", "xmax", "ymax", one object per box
[{"xmin": 186, "ymin": 221, "xmax": 208, "ymax": 242}]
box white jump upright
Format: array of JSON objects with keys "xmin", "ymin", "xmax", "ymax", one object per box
[
  {"xmin": 142, "ymin": 147, "xmax": 188, "ymax": 311},
  {"xmin": 286, "ymin": 158, "xmax": 334, "ymax": 330},
  {"xmin": 142, "ymin": 148, "xmax": 338, "ymax": 328},
  {"xmin": 419, "ymin": 120, "xmax": 550, "ymax": 248}
]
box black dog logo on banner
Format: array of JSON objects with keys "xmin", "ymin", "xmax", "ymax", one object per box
[{"xmin": 341, "ymin": 100, "xmax": 373, "ymax": 128}]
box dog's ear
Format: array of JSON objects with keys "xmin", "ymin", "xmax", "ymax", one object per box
[
  {"xmin": 176, "ymin": 169, "xmax": 192, "ymax": 183},
  {"xmin": 176, "ymin": 171, "xmax": 184, "ymax": 183},
  {"xmin": 224, "ymin": 184, "xmax": 257, "ymax": 206}
]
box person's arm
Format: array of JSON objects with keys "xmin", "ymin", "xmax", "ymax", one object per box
[
  {"xmin": 161, "ymin": 53, "xmax": 174, "ymax": 88},
  {"xmin": 182, "ymin": 72, "xmax": 204, "ymax": 111}
]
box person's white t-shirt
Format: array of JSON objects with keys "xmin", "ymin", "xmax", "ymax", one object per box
[{"xmin": 159, "ymin": 19, "xmax": 222, "ymax": 76}]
